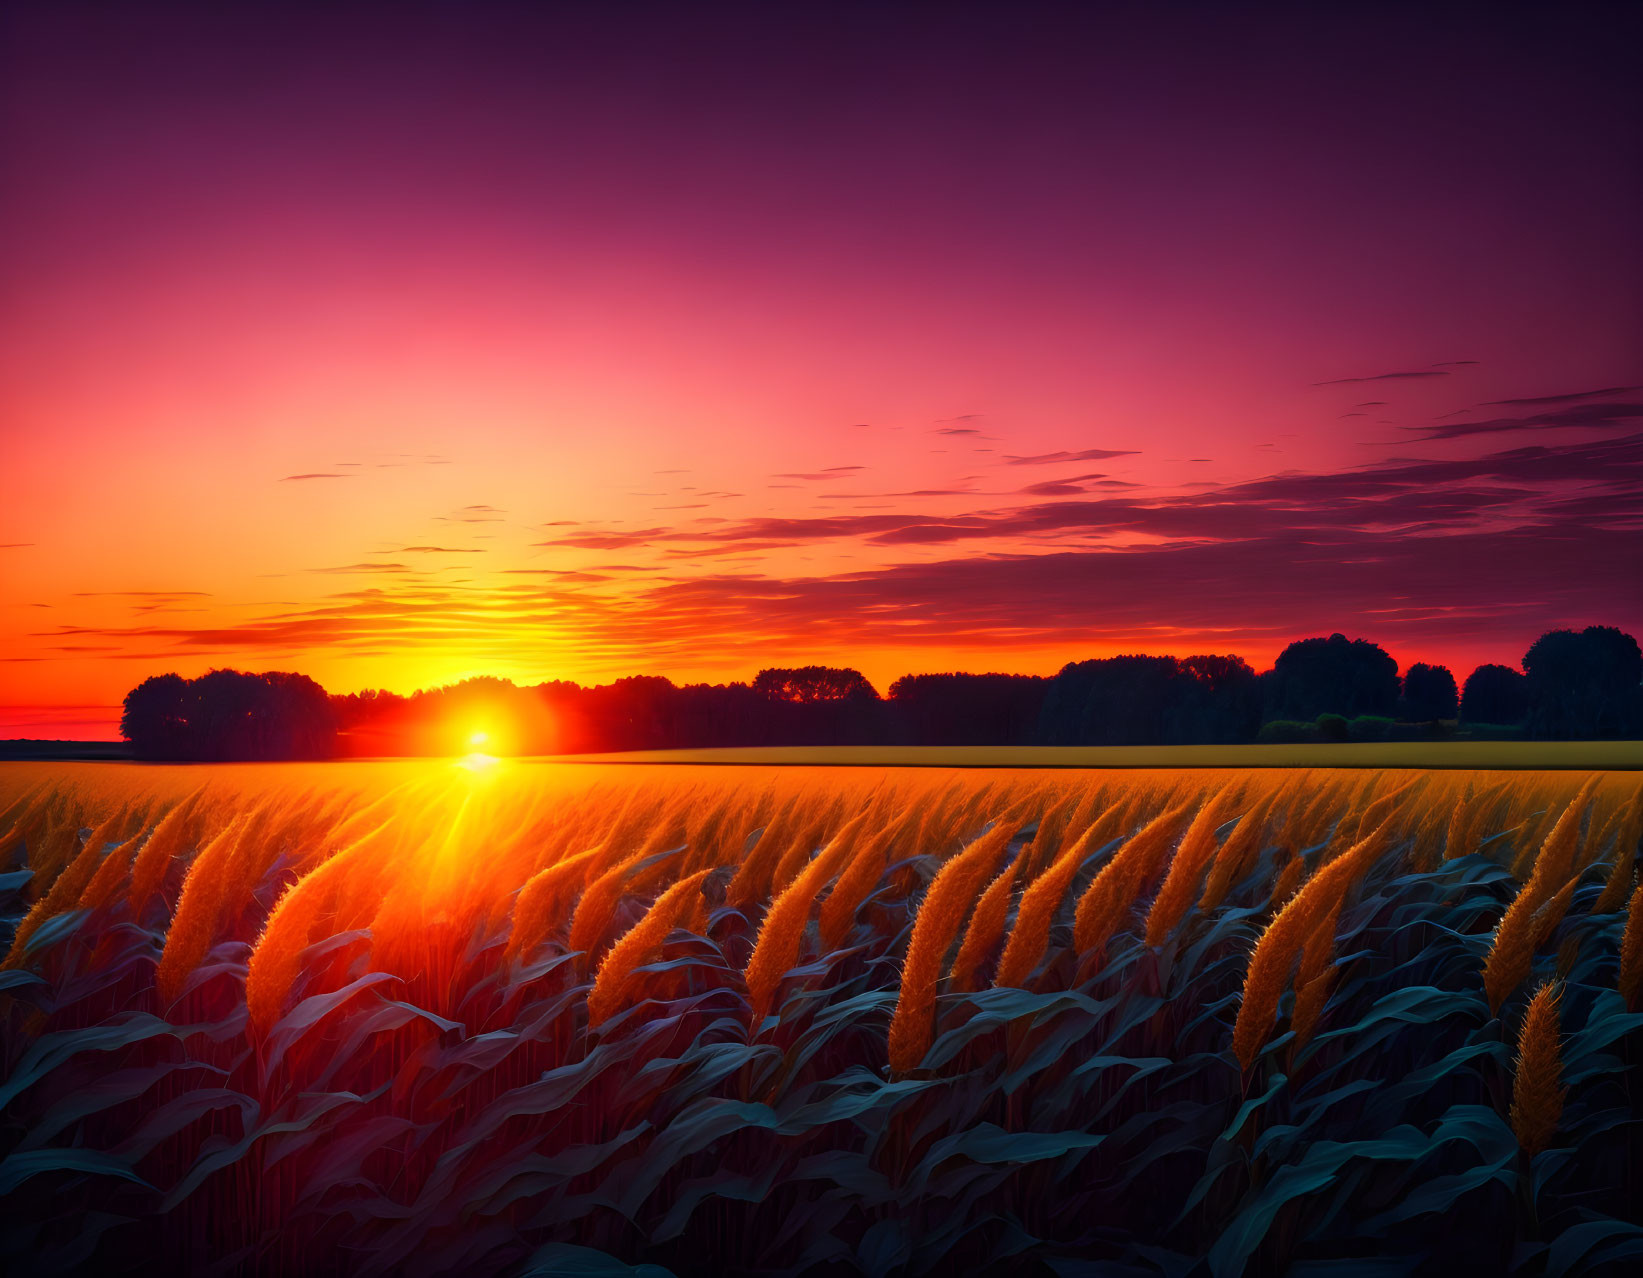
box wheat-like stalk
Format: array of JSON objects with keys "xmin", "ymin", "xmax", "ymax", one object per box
[
  {"xmin": 244, "ymin": 821, "xmax": 396, "ymax": 1033},
  {"xmin": 818, "ymin": 808, "xmax": 912, "ymax": 950},
  {"xmin": 948, "ymin": 860, "xmax": 1019, "ymax": 994},
  {"xmin": 1343, "ymin": 775, "xmax": 1424, "ymax": 848},
  {"xmin": 887, "ymin": 817, "xmax": 1022, "ymax": 1074},
  {"xmin": 1481, "ymin": 789, "xmax": 1595, "ymax": 1014},
  {"xmin": 743, "ymin": 810, "xmax": 872, "ymax": 1022},
  {"xmin": 2, "ymin": 807, "xmax": 130, "ymax": 967},
  {"xmin": 1287, "ymin": 898, "xmax": 1344, "ymax": 1052},
  {"xmin": 1620, "ymin": 880, "xmax": 1643, "ymax": 1011},
  {"xmin": 1231, "ymin": 821, "xmax": 1391, "ymax": 1069},
  {"xmin": 76, "ymin": 831, "xmax": 142, "ymax": 913},
  {"xmin": 1269, "ymin": 851, "xmax": 1306, "ymax": 907},
  {"xmin": 1289, "ymin": 775, "xmax": 1343, "ymax": 852},
  {"xmin": 1509, "ymin": 981, "xmax": 1565, "ymax": 1156},
  {"xmin": 1592, "ymin": 782, "xmax": 1643, "ymax": 915},
  {"xmin": 153, "ymin": 814, "xmax": 262, "ymax": 1002},
  {"xmin": 1200, "ymin": 790, "xmax": 1279, "ymax": 911},
  {"xmin": 566, "ymin": 849, "xmax": 658, "ymax": 967},
  {"xmin": 1144, "ymin": 787, "xmax": 1237, "ymax": 946},
  {"xmin": 124, "ymin": 791, "xmax": 207, "ymax": 913},
  {"xmin": 587, "ymin": 868, "xmax": 713, "ymax": 1027},
  {"xmin": 768, "ymin": 811, "xmax": 836, "ymax": 899},
  {"xmin": 0, "ymin": 782, "xmax": 51, "ymax": 856},
  {"xmin": 724, "ymin": 796, "xmax": 802, "ymax": 908},
  {"xmin": 994, "ymin": 813, "xmax": 1112, "ymax": 990},
  {"xmin": 504, "ymin": 846, "xmax": 601, "ymax": 964},
  {"xmin": 1016, "ymin": 791, "xmax": 1078, "ymax": 882},
  {"xmin": 1072, "ymin": 803, "xmax": 1192, "ymax": 960}
]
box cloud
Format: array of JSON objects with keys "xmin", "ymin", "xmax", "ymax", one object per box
[
  {"xmin": 43, "ymin": 438, "xmax": 1640, "ymax": 684},
  {"xmin": 0, "ymin": 543, "xmax": 34, "ymax": 549},
  {"xmin": 280, "ymin": 473, "xmax": 352, "ymax": 482},
  {"xmin": 502, "ymin": 569, "xmax": 614, "ymax": 582},
  {"xmin": 771, "ymin": 466, "xmax": 866, "ymax": 481},
  {"xmin": 42, "ymin": 434, "xmax": 1642, "ymax": 685},
  {"xmin": 1405, "ymin": 400, "xmax": 1642, "ymax": 441},
  {"xmin": 532, "ymin": 433, "xmax": 1643, "ymax": 557},
  {"xmin": 1480, "ymin": 385, "xmax": 1642, "ymax": 408},
  {"xmin": 72, "ymin": 590, "xmax": 211, "ymax": 599},
  {"xmin": 1002, "ymin": 449, "xmax": 1140, "ymax": 466},
  {"xmin": 1311, "ymin": 370, "xmax": 1449, "ymax": 386},
  {"xmin": 394, "ymin": 546, "xmax": 486, "ymax": 554},
  {"xmin": 533, "ymin": 530, "xmax": 667, "ymax": 550},
  {"xmin": 1019, "ymin": 480, "xmax": 1098, "ymax": 496},
  {"xmin": 439, "ymin": 504, "xmax": 506, "ymax": 523}
]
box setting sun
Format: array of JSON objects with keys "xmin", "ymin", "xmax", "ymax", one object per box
[{"xmin": 469, "ymin": 731, "xmax": 489, "ymax": 748}]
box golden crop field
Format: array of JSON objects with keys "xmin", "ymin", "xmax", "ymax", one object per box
[{"xmin": 1, "ymin": 760, "xmax": 1640, "ymax": 1276}]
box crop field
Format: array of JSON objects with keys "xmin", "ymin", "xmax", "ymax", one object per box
[{"xmin": 1, "ymin": 760, "xmax": 1641, "ymax": 1276}]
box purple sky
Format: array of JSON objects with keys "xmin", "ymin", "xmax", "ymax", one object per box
[{"xmin": 1, "ymin": 2, "xmax": 1640, "ymax": 733}]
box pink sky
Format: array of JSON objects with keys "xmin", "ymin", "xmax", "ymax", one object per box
[{"xmin": 2, "ymin": 5, "xmax": 1640, "ymax": 736}]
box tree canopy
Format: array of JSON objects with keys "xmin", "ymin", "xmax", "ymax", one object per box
[{"xmin": 119, "ymin": 625, "xmax": 1642, "ymax": 758}]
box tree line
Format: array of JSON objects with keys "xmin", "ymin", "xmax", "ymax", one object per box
[{"xmin": 118, "ymin": 625, "xmax": 1643, "ymax": 760}]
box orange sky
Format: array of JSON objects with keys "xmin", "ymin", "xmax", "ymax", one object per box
[{"xmin": 2, "ymin": 6, "xmax": 1640, "ymax": 737}]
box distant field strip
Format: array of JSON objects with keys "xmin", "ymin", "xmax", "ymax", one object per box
[
  {"xmin": 0, "ymin": 761, "xmax": 1640, "ymax": 1275},
  {"xmin": 558, "ymin": 740, "xmax": 1643, "ymax": 769}
]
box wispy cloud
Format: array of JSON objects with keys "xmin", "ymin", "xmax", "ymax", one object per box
[
  {"xmin": 39, "ymin": 432, "xmax": 1643, "ymax": 683},
  {"xmin": 771, "ymin": 466, "xmax": 867, "ymax": 481},
  {"xmin": 1480, "ymin": 385, "xmax": 1642, "ymax": 408},
  {"xmin": 1002, "ymin": 448, "xmax": 1139, "ymax": 466},
  {"xmin": 1405, "ymin": 400, "xmax": 1642, "ymax": 441},
  {"xmin": 1311, "ymin": 370, "xmax": 1449, "ymax": 386}
]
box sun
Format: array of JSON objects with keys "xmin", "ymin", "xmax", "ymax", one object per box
[{"xmin": 459, "ymin": 726, "xmax": 500, "ymax": 772}]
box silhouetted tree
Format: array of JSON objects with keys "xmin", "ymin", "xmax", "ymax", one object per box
[
  {"xmin": 119, "ymin": 673, "xmax": 191, "ymax": 760},
  {"xmin": 1459, "ymin": 664, "xmax": 1527, "ymax": 726},
  {"xmin": 580, "ymin": 676, "xmax": 680, "ymax": 752},
  {"xmin": 1400, "ymin": 663, "xmax": 1458, "ymax": 722},
  {"xmin": 125, "ymin": 623, "xmax": 1642, "ymax": 758},
  {"xmin": 752, "ymin": 667, "xmax": 879, "ymax": 703},
  {"xmin": 1174, "ymin": 655, "xmax": 1262, "ymax": 742},
  {"xmin": 888, "ymin": 673, "xmax": 1046, "ymax": 745},
  {"xmin": 1037, "ymin": 654, "xmax": 1258, "ymax": 745},
  {"xmin": 1263, "ymin": 634, "xmax": 1400, "ymax": 722},
  {"xmin": 1523, "ymin": 626, "xmax": 1643, "ymax": 739},
  {"xmin": 120, "ymin": 669, "xmax": 335, "ymax": 760},
  {"xmin": 749, "ymin": 667, "xmax": 883, "ymax": 745}
]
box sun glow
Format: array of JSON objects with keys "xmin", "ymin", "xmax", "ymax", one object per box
[{"xmin": 457, "ymin": 728, "xmax": 500, "ymax": 770}]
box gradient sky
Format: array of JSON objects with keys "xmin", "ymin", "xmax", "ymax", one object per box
[{"xmin": 3, "ymin": 3, "xmax": 1641, "ymax": 737}]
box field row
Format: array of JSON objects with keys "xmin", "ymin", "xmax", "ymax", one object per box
[{"xmin": 0, "ymin": 762, "xmax": 1640, "ymax": 1276}]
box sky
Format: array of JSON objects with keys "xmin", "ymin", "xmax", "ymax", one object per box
[{"xmin": 2, "ymin": 2, "xmax": 1641, "ymax": 738}]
